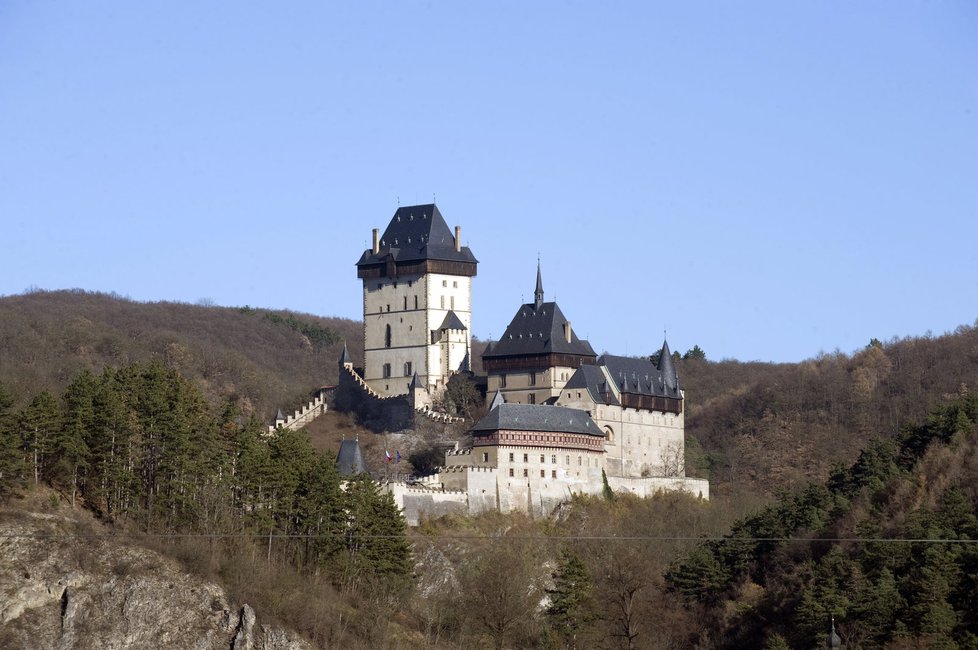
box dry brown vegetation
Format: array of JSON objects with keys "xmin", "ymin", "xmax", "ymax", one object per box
[
  {"xmin": 0, "ymin": 289, "xmax": 361, "ymax": 419},
  {"xmin": 677, "ymin": 323, "xmax": 978, "ymax": 497}
]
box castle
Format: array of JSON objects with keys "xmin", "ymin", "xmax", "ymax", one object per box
[{"xmin": 342, "ymin": 203, "xmax": 708, "ymax": 521}]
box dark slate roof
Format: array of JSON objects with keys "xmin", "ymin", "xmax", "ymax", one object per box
[
  {"xmin": 275, "ymin": 408, "xmax": 285, "ymax": 421},
  {"xmin": 355, "ymin": 204, "xmax": 478, "ymax": 267},
  {"xmin": 482, "ymin": 301, "xmax": 596, "ymax": 359},
  {"xmin": 600, "ymin": 352, "xmax": 682, "ymax": 399},
  {"xmin": 438, "ymin": 310, "xmax": 467, "ymax": 331},
  {"xmin": 563, "ymin": 364, "xmax": 620, "ymax": 406},
  {"xmin": 336, "ymin": 439, "xmax": 366, "ymax": 476},
  {"xmin": 470, "ymin": 403, "xmax": 603, "ymax": 437},
  {"xmin": 409, "ymin": 371, "xmax": 422, "ymax": 390},
  {"xmin": 338, "ymin": 342, "xmax": 351, "ymax": 366},
  {"xmin": 656, "ymin": 340, "xmax": 679, "ymax": 393}
]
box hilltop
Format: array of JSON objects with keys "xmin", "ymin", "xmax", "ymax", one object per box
[
  {"xmin": 2, "ymin": 289, "xmax": 976, "ymax": 499},
  {"xmin": 0, "ymin": 289, "xmax": 361, "ymax": 419}
]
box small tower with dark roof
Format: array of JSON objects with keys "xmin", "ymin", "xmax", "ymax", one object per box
[{"xmin": 826, "ymin": 618, "xmax": 841, "ymax": 649}]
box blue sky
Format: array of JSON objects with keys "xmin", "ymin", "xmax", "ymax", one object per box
[{"xmin": 1, "ymin": 1, "xmax": 976, "ymax": 362}]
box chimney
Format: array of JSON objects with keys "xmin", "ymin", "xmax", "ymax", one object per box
[
  {"xmin": 372, "ymin": 228, "xmax": 380, "ymax": 254},
  {"xmin": 564, "ymin": 321, "xmax": 572, "ymax": 343},
  {"xmin": 454, "ymin": 226, "xmax": 461, "ymax": 252}
]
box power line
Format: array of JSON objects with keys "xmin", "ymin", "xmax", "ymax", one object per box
[{"xmin": 1, "ymin": 531, "xmax": 976, "ymax": 544}]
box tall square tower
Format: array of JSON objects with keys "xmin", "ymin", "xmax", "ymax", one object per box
[{"xmin": 355, "ymin": 204, "xmax": 477, "ymax": 396}]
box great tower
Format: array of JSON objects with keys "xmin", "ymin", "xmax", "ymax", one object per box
[{"xmin": 355, "ymin": 204, "xmax": 477, "ymax": 396}]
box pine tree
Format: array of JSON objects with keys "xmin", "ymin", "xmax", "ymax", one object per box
[
  {"xmin": 19, "ymin": 389, "xmax": 61, "ymax": 486},
  {"xmin": 296, "ymin": 451, "xmax": 346, "ymax": 569},
  {"xmin": 343, "ymin": 473, "xmax": 412, "ymax": 587},
  {"xmin": 545, "ymin": 550, "xmax": 596, "ymax": 649},
  {"xmin": 0, "ymin": 382, "xmax": 26, "ymax": 500},
  {"xmin": 58, "ymin": 372, "xmax": 95, "ymax": 507}
]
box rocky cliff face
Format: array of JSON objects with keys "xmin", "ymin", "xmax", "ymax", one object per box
[{"xmin": 0, "ymin": 494, "xmax": 309, "ymax": 650}]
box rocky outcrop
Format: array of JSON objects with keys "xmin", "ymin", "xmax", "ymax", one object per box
[{"xmin": 0, "ymin": 499, "xmax": 309, "ymax": 650}]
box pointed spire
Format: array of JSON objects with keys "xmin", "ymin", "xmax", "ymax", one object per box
[
  {"xmin": 656, "ymin": 338, "xmax": 679, "ymax": 392},
  {"xmin": 338, "ymin": 341, "xmax": 351, "ymax": 367},
  {"xmin": 534, "ymin": 259, "xmax": 544, "ymax": 310},
  {"xmin": 409, "ymin": 371, "xmax": 422, "ymax": 390},
  {"xmin": 275, "ymin": 408, "xmax": 285, "ymax": 422},
  {"xmin": 827, "ymin": 617, "xmax": 841, "ymax": 649}
]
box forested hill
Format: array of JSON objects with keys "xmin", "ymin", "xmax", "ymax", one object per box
[
  {"xmin": 3, "ymin": 289, "xmax": 977, "ymax": 500},
  {"xmin": 677, "ymin": 322, "xmax": 978, "ymax": 497},
  {"xmin": 0, "ymin": 290, "xmax": 361, "ymax": 418},
  {"xmin": 667, "ymin": 391, "xmax": 978, "ymax": 648}
]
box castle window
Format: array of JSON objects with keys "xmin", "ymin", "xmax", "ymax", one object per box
[
  {"xmin": 509, "ymin": 453, "xmax": 514, "ymax": 462},
  {"xmin": 500, "ymin": 374, "xmax": 507, "ymax": 388},
  {"xmin": 565, "ymin": 455, "xmax": 570, "ymax": 465},
  {"xmin": 540, "ymin": 455, "xmax": 545, "ymax": 463},
  {"xmin": 453, "ymin": 281, "xmax": 457, "ymax": 288},
  {"xmin": 386, "ymin": 304, "xmax": 390, "ymax": 312},
  {"xmin": 403, "ymin": 296, "xmax": 407, "ymax": 310},
  {"xmin": 529, "ymin": 372, "xmax": 536, "ymax": 386},
  {"xmin": 414, "ymin": 296, "xmax": 418, "ymax": 309},
  {"xmin": 440, "ymin": 296, "xmax": 445, "ymax": 308},
  {"xmin": 523, "ymin": 453, "xmax": 528, "ymax": 462},
  {"xmin": 552, "ymin": 470, "xmax": 557, "ymax": 479},
  {"xmin": 509, "ymin": 468, "xmax": 514, "ymax": 477},
  {"xmin": 523, "ymin": 469, "xmax": 528, "ymax": 477},
  {"xmin": 551, "ymin": 455, "xmax": 556, "ymax": 464},
  {"xmin": 450, "ymin": 296, "xmax": 455, "ymax": 309},
  {"xmin": 540, "ymin": 470, "xmax": 545, "ymax": 478},
  {"xmin": 482, "ymin": 452, "xmax": 489, "ymax": 463},
  {"xmin": 578, "ymin": 456, "xmax": 582, "ymax": 466},
  {"xmin": 442, "ymin": 280, "xmax": 447, "ymax": 287},
  {"xmin": 528, "ymin": 394, "xmax": 535, "ymax": 404},
  {"xmin": 385, "ymin": 324, "xmax": 392, "ymax": 348},
  {"xmin": 382, "ymin": 363, "xmax": 391, "ymax": 378},
  {"xmin": 403, "ymin": 362, "xmax": 412, "ymax": 377},
  {"xmin": 408, "ymin": 281, "xmax": 413, "ymax": 287}
]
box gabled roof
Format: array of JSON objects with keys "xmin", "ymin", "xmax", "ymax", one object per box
[
  {"xmin": 562, "ymin": 342, "xmax": 682, "ymax": 407},
  {"xmin": 337, "ymin": 439, "xmax": 366, "ymax": 476},
  {"xmin": 563, "ymin": 364, "xmax": 620, "ymax": 405},
  {"xmin": 482, "ymin": 301, "xmax": 596, "ymax": 359},
  {"xmin": 355, "ymin": 204, "xmax": 478, "ymax": 267},
  {"xmin": 600, "ymin": 352, "xmax": 681, "ymax": 399},
  {"xmin": 470, "ymin": 403, "xmax": 603, "ymax": 437},
  {"xmin": 438, "ymin": 310, "xmax": 467, "ymax": 331}
]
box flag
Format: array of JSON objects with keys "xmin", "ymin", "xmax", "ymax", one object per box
[
  {"xmin": 385, "ymin": 449, "xmax": 392, "ymax": 463},
  {"xmin": 396, "ymin": 450, "xmax": 402, "ymax": 463}
]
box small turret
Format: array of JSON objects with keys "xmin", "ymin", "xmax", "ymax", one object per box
[
  {"xmin": 826, "ymin": 618, "xmax": 841, "ymax": 649},
  {"xmin": 656, "ymin": 339, "xmax": 679, "ymax": 394},
  {"xmin": 338, "ymin": 342, "xmax": 352, "ymax": 369}
]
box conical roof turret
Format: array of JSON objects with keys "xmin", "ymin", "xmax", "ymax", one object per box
[
  {"xmin": 338, "ymin": 342, "xmax": 351, "ymax": 367},
  {"xmin": 656, "ymin": 339, "xmax": 679, "ymax": 393}
]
